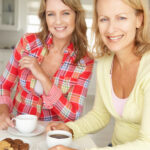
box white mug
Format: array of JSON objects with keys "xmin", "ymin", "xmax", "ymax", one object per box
[
  {"xmin": 12, "ymin": 114, "xmax": 37, "ymax": 133},
  {"xmin": 46, "ymin": 130, "xmax": 72, "ymax": 148}
]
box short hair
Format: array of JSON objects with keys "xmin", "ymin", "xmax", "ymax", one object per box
[
  {"xmin": 38, "ymin": 0, "xmax": 88, "ymax": 63},
  {"xmin": 92, "ymin": 0, "xmax": 150, "ymax": 57}
]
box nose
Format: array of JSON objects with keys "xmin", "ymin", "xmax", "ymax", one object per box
[
  {"xmin": 107, "ymin": 20, "xmax": 116, "ymax": 34},
  {"xmin": 55, "ymin": 14, "xmax": 61, "ymax": 25}
]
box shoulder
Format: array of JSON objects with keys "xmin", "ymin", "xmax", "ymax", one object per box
[
  {"xmin": 80, "ymin": 55, "xmax": 94, "ymax": 66},
  {"xmin": 138, "ymin": 51, "xmax": 150, "ymax": 77},
  {"xmin": 22, "ymin": 33, "xmax": 39, "ymax": 41},
  {"xmin": 141, "ymin": 51, "xmax": 150, "ymax": 65},
  {"xmin": 19, "ymin": 33, "xmax": 43, "ymax": 52},
  {"xmin": 14, "ymin": 33, "xmax": 43, "ymax": 60},
  {"xmin": 21, "ymin": 33, "xmax": 42, "ymax": 50},
  {"xmin": 96, "ymin": 53, "xmax": 114, "ymax": 67},
  {"xmin": 131, "ymin": 52, "xmax": 150, "ymax": 90}
]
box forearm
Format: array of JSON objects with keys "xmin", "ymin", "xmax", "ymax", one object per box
[
  {"xmin": 42, "ymin": 75, "xmax": 93, "ymax": 121},
  {"xmin": 42, "ymin": 85, "xmax": 84, "ymax": 122}
]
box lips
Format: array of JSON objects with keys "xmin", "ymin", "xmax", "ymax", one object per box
[
  {"xmin": 55, "ymin": 27, "xmax": 66, "ymax": 31},
  {"xmin": 107, "ymin": 35, "xmax": 123, "ymax": 41}
]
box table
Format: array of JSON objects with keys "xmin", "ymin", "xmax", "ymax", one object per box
[{"xmin": 0, "ymin": 121, "xmax": 97, "ymax": 150}]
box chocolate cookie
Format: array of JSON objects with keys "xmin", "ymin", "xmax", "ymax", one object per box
[{"xmin": 1, "ymin": 138, "xmax": 29, "ymax": 150}]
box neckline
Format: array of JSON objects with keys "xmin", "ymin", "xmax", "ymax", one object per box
[
  {"xmin": 111, "ymin": 76, "xmax": 128, "ymax": 101},
  {"xmin": 110, "ymin": 54, "xmax": 142, "ymax": 99},
  {"xmin": 108, "ymin": 53, "xmax": 143, "ymax": 118}
]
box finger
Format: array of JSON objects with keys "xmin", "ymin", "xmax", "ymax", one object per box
[
  {"xmin": 6, "ymin": 117, "xmax": 14, "ymax": 128},
  {"xmin": 19, "ymin": 57, "xmax": 33, "ymax": 66},
  {"xmin": 0, "ymin": 122, "xmax": 8, "ymax": 130},
  {"xmin": 21, "ymin": 56, "xmax": 32, "ymax": 60},
  {"xmin": 46, "ymin": 124, "xmax": 55, "ymax": 132},
  {"xmin": 20, "ymin": 63, "xmax": 30, "ymax": 68},
  {"xmin": 55, "ymin": 123, "xmax": 68, "ymax": 131},
  {"xmin": 19, "ymin": 62, "xmax": 32, "ymax": 70},
  {"xmin": 21, "ymin": 56, "xmax": 37, "ymax": 63},
  {"xmin": 19, "ymin": 58, "xmax": 29, "ymax": 64},
  {"xmin": 46, "ymin": 122, "xmax": 60, "ymax": 132},
  {"xmin": 54, "ymin": 145, "xmax": 74, "ymax": 150},
  {"xmin": 19, "ymin": 59, "xmax": 32, "ymax": 66},
  {"xmin": 9, "ymin": 120, "xmax": 15, "ymax": 128},
  {"xmin": 10, "ymin": 113, "xmax": 14, "ymax": 119},
  {"xmin": 49, "ymin": 145, "xmax": 63, "ymax": 150},
  {"xmin": 51, "ymin": 126, "xmax": 56, "ymax": 130}
]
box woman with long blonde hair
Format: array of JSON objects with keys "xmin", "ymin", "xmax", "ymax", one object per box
[{"xmin": 0, "ymin": 0, "xmax": 94, "ymax": 130}]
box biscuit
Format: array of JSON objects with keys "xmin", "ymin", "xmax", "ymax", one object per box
[
  {"xmin": 0, "ymin": 140, "xmax": 12, "ymax": 150},
  {"xmin": 0, "ymin": 138, "xmax": 29, "ymax": 150}
]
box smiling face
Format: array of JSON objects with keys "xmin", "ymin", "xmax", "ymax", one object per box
[
  {"xmin": 97, "ymin": 0, "xmax": 143, "ymax": 53},
  {"xmin": 46, "ymin": 0, "xmax": 76, "ymax": 41}
]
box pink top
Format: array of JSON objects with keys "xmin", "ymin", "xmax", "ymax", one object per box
[
  {"xmin": 111, "ymin": 65, "xmax": 128, "ymax": 116},
  {"xmin": 111, "ymin": 82, "xmax": 128, "ymax": 116}
]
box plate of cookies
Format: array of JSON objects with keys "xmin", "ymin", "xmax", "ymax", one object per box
[{"xmin": 0, "ymin": 137, "xmax": 32, "ymax": 150}]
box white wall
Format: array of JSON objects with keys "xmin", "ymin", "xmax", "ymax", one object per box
[{"xmin": 0, "ymin": 0, "xmax": 27, "ymax": 49}]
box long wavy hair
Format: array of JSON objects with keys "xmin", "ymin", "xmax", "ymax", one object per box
[
  {"xmin": 92, "ymin": 0, "xmax": 150, "ymax": 57},
  {"xmin": 38, "ymin": 0, "xmax": 88, "ymax": 63}
]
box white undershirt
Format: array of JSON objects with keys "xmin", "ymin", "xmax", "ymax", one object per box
[{"xmin": 34, "ymin": 80, "xmax": 43, "ymax": 95}]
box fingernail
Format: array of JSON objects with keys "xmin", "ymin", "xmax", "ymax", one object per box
[{"xmin": 52, "ymin": 127, "xmax": 56, "ymax": 130}]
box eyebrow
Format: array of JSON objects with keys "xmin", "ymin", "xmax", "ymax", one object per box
[
  {"xmin": 46, "ymin": 9, "xmax": 72, "ymax": 12},
  {"xmin": 98, "ymin": 12, "xmax": 129, "ymax": 17}
]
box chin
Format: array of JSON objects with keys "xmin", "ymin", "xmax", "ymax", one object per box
[
  {"xmin": 106, "ymin": 45, "xmax": 122, "ymax": 52},
  {"xmin": 55, "ymin": 33, "xmax": 71, "ymax": 39},
  {"xmin": 108, "ymin": 48, "xmax": 121, "ymax": 53}
]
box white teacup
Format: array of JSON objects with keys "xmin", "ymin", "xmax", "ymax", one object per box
[
  {"xmin": 46, "ymin": 130, "xmax": 72, "ymax": 148},
  {"xmin": 12, "ymin": 114, "xmax": 37, "ymax": 133}
]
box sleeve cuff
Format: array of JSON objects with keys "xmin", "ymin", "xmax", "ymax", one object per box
[
  {"xmin": 0, "ymin": 96, "xmax": 13, "ymax": 112},
  {"xmin": 42, "ymin": 84, "xmax": 62, "ymax": 109}
]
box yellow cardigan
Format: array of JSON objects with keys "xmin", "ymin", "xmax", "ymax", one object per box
[{"xmin": 66, "ymin": 52, "xmax": 150, "ymax": 150}]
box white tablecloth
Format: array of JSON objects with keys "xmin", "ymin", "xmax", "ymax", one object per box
[{"xmin": 0, "ymin": 121, "xmax": 97, "ymax": 150}]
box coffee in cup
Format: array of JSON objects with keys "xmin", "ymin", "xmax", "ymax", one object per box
[
  {"xmin": 46, "ymin": 130, "xmax": 72, "ymax": 148},
  {"xmin": 12, "ymin": 114, "xmax": 37, "ymax": 133}
]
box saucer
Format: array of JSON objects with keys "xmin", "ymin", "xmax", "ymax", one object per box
[
  {"xmin": 37, "ymin": 141, "xmax": 79, "ymax": 150},
  {"xmin": 8, "ymin": 124, "xmax": 45, "ymax": 137}
]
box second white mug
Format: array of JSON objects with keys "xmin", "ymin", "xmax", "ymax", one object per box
[{"xmin": 46, "ymin": 130, "xmax": 72, "ymax": 148}]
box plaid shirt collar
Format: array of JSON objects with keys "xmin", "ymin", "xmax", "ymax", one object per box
[
  {"xmin": 45, "ymin": 33, "xmax": 74, "ymax": 55},
  {"xmin": 36, "ymin": 33, "xmax": 75, "ymax": 64}
]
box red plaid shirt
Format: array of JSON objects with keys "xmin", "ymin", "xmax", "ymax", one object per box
[{"xmin": 0, "ymin": 33, "xmax": 94, "ymax": 122}]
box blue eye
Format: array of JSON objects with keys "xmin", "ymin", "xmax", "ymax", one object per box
[
  {"xmin": 119, "ymin": 16, "xmax": 127, "ymax": 20},
  {"xmin": 63, "ymin": 12, "xmax": 70, "ymax": 15},
  {"xmin": 48, "ymin": 13, "xmax": 54, "ymax": 16},
  {"xmin": 100, "ymin": 18, "xmax": 108, "ymax": 22}
]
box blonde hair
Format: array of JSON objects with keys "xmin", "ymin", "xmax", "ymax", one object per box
[
  {"xmin": 92, "ymin": 0, "xmax": 150, "ymax": 57},
  {"xmin": 38, "ymin": 0, "xmax": 88, "ymax": 63}
]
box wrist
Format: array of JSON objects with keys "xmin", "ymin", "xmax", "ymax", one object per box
[
  {"xmin": 0, "ymin": 104, "xmax": 10, "ymax": 114},
  {"xmin": 40, "ymin": 77, "xmax": 52, "ymax": 95}
]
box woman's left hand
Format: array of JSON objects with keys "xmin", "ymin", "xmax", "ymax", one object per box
[
  {"xmin": 19, "ymin": 56, "xmax": 46, "ymax": 80},
  {"xmin": 48, "ymin": 145, "xmax": 77, "ymax": 150}
]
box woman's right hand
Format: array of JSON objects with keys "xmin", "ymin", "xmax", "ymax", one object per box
[
  {"xmin": 0, "ymin": 105, "xmax": 14, "ymax": 130},
  {"xmin": 46, "ymin": 121, "xmax": 73, "ymax": 135}
]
